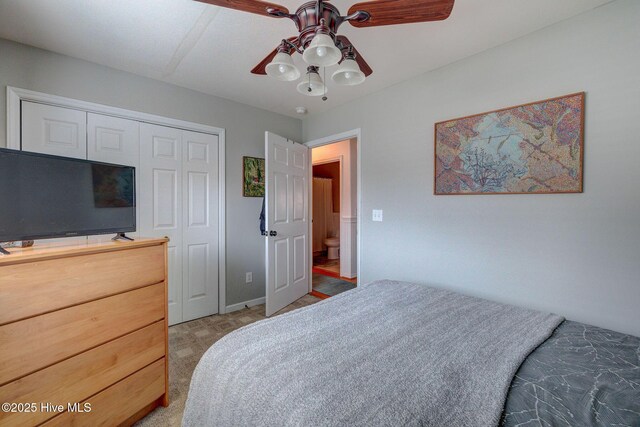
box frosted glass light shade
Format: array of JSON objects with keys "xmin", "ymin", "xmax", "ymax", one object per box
[
  {"xmin": 266, "ymin": 52, "xmax": 300, "ymax": 81},
  {"xmin": 296, "ymin": 70, "xmax": 327, "ymax": 96},
  {"xmin": 302, "ymin": 33, "xmax": 341, "ymax": 67},
  {"xmin": 332, "ymin": 58, "xmax": 365, "ymax": 85}
]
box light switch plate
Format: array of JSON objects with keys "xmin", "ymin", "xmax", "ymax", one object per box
[
  {"xmin": 372, "ymin": 209, "xmax": 383, "ymax": 222},
  {"xmin": 246, "ymin": 272, "xmax": 253, "ymax": 283}
]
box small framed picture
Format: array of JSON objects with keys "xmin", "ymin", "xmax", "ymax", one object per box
[{"xmin": 243, "ymin": 156, "xmax": 265, "ymax": 197}]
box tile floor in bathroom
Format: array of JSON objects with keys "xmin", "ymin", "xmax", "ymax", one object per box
[{"xmin": 313, "ymin": 253, "xmax": 340, "ymax": 275}]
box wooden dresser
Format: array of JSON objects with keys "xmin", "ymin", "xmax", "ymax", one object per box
[{"xmin": 0, "ymin": 238, "xmax": 169, "ymax": 426}]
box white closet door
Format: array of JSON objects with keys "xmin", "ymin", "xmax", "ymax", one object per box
[
  {"xmin": 87, "ymin": 113, "xmax": 140, "ymax": 237},
  {"xmin": 21, "ymin": 102, "xmax": 87, "ymax": 159},
  {"xmin": 181, "ymin": 131, "xmax": 219, "ymax": 322},
  {"xmin": 140, "ymin": 123, "xmax": 184, "ymax": 325}
]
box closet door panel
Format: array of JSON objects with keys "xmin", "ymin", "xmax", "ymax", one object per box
[
  {"xmin": 140, "ymin": 123, "xmax": 183, "ymax": 325},
  {"xmin": 87, "ymin": 114, "xmax": 139, "ymax": 166},
  {"xmin": 87, "ymin": 114, "xmax": 140, "ymax": 238},
  {"xmin": 21, "ymin": 102, "xmax": 87, "ymax": 159},
  {"xmin": 182, "ymin": 131, "xmax": 219, "ymax": 322}
]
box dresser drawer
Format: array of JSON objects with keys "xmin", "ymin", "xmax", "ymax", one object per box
[
  {"xmin": 0, "ymin": 321, "xmax": 165, "ymax": 426},
  {"xmin": 0, "ymin": 283, "xmax": 165, "ymax": 385},
  {"xmin": 0, "ymin": 245, "xmax": 165, "ymax": 325},
  {"xmin": 42, "ymin": 358, "xmax": 166, "ymax": 427}
]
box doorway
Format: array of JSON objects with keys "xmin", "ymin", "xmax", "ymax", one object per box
[
  {"xmin": 309, "ymin": 138, "xmax": 358, "ymax": 298},
  {"xmin": 263, "ymin": 130, "xmax": 361, "ymax": 315}
]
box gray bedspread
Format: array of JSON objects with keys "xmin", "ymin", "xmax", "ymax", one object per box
[
  {"xmin": 183, "ymin": 280, "xmax": 563, "ymax": 427},
  {"xmin": 502, "ymin": 320, "xmax": 640, "ymax": 427}
]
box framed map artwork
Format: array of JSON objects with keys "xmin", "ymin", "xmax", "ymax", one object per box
[{"xmin": 434, "ymin": 93, "xmax": 584, "ymax": 195}]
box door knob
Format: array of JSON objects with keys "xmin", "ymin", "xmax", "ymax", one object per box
[{"xmin": 269, "ymin": 230, "xmax": 278, "ymax": 236}]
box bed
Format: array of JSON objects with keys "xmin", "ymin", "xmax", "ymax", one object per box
[
  {"xmin": 183, "ymin": 280, "xmax": 640, "ymax": 427},
  {"xmin": 502, "ymin": 320, "xmax": 640, "ymax": 426}
]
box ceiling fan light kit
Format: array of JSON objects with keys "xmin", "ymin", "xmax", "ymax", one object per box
[
  {"xmin": 198, "ymin": 0, "xmax": 455, "ymax": 97},
  {"xmin": 332, "ymin": 52, "xmax": 365, "ymax": 86},
  {"xmin": 296, "ymin": 66, "xmax": 327, "ymax": 96},
  {"xmin": 265, "ymin": 51, "xmax": 300, "ymax": 81},
  {"xmin": 302, "ymin": 32, "xmax": 342, "ymax": 67}
]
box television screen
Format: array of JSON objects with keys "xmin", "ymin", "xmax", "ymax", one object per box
[{"xmin": 0, "ymin": 148, "xmax": 135, "ymax": 242}]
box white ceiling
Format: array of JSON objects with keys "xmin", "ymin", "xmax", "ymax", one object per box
[{"xmin": 0, "ymin": 0, "xmax": 613, "ymax": 118}]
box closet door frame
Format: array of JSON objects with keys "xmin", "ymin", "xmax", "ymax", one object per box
[{"xmin": 6, "ymin": 86, "xmax": 227, "ymax": 314}]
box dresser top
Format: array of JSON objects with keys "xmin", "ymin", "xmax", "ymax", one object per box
[{"xmin": 0, "ymin": 237, "xmax": 169, "ymax": 266}]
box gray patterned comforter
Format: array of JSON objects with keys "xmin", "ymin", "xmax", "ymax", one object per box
[{"xmin": 502, "ymin": 320, "xmax": 640, "ymax": 427}]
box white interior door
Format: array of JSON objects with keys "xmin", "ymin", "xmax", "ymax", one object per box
[
  {"xmin": 87, "ymin": 113, "xmax": 140, "ymax": 237},
  {"xmin": 21, "ymin": 101, "xmax": 87, "ymax": 159},
  {"xmin": 265, "ymin": 132, "xmax": 310, "ymax": 316},
  {"xmin": 181, "ymin": 130, "xmax": 219, "ymax": 322},
  {"xmin": 140, "ymin": 123, "xmax": 184, "ymax": 324}
]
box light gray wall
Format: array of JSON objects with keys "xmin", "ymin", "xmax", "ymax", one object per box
[
  {"xmin": 0, "ymin": 38, "xmax": 302, "ymax": 307},
  {"xmin": 303, "ymin": 0, "xmax": 640, "ymax": 336}
]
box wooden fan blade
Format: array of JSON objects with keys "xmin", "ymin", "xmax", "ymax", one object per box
[
  {"xmin": 336, "ymin": 36, "xmax": 373, "ymax": 77},
  {"xmin": 347, "ymin": 0, "xmax": 454, "ymax": 27},
  {"xmin": 195, "ymin": 0, "xmax": 289, "ymax": 17},
  {"xmin": 251, "ymin": 37, "xmax": 298, "ymax": 75}
]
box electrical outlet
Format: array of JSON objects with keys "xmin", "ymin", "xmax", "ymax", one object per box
[
  {"xmin": 245, "ymin": 272, "xmax": 253, "ymax": 283},
  {"xmin": 372, "ymin": 209, "xmax": 383, "ymax": 222}
]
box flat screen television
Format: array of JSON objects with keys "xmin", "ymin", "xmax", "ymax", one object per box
[{"xmin": 0, "ymin": 148, "xmax": 136, "ymax": 243}]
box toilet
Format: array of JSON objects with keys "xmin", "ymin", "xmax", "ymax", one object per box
[
  {"xmin": 324, "ymin": 212, "xmax": 340, "ymax": 260},
  {"xmin": 324, "ymin": 236, "xmax": 340, "ymax": 260}
]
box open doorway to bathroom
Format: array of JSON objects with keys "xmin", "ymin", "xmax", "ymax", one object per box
[{"xmin": 310, "ymin": 139, "xmax": 357, "ymax": 299}]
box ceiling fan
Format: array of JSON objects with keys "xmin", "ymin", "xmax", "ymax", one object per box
[{"xmin": 196, "ymin": 0, "xmax": 455, "ymax": 98}]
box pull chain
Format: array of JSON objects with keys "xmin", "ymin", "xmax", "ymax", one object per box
[{"xmin": 322, "ymin": 67, "xmax": 327, "ymax": 101}]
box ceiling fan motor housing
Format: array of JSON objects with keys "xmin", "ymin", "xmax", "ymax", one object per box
[
  {"xmin": 269, "ymin": 0, "xmax": 368, "ymax": 49},
  {"xmin": 294, "ymin": 1, "xmax": 341, "ymax": 48}
]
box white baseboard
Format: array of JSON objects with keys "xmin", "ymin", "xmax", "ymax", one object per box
[{"xmin": 225, "ymin": 296, "xmax": 265, "ymax": 314}]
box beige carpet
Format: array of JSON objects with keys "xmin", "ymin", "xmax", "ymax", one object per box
[{"xmin": 135, "ymin": 294, "xmax": 320, "ymax": 426}]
